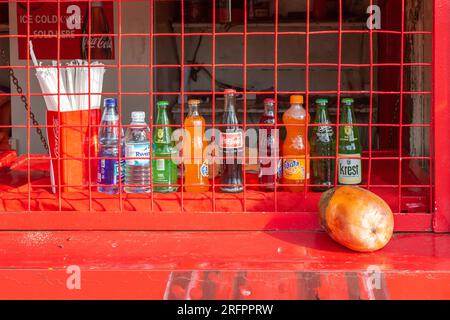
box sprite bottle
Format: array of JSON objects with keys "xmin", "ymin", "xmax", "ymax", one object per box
[
  {"xmin": 152, "ymin": 101, "xmax": 178, "ymax": 193},
  {"xmin": 310, "ymin": 98, "xmax": 335, "ymax": 191},
  {"xmin": 338, "ymin": 98, "xmax": 362, "ymax": 185}
]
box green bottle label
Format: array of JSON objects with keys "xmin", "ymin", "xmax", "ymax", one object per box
[
  {"xmin": 152, "ymin": 153, "xmax": 177, "ymax": 184},
  {"xmin": 340, "ymin": 126, "xmax": 358, "ymax": 142}
]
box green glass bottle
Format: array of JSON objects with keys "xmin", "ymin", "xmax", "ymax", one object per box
[
  {"xmin": 338, "ymin": 98, "xmax": 362, "ymax": 185},
  {"xmin": 310, "ymin": 98, "xmax": 335, "ymax": 191},
  {"xmin": 152, "ymin": 101, "xmax": 178, "ymax": 193}
]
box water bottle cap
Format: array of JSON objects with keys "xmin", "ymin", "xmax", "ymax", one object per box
[
  {"xmin": 157, "ymin": 101, "xmax": 169, "ymax": 107},
  {"xmin": 104, "ymin": 98, "xmax": 117, "ymax": 108},
  {"xmin": 342, "ymin": 98, "xmax": 354, "ymax": 105},
  {"xmin": 315, "ymin": 98, "xmax": 329, "ymax": 106},
  {"xmin": 290, "ymin": 95, "xmax": 304, "ymax": 105},
  {"xmin": 131, "ymin": 111, "xmax": 146, "ymax": 122}
]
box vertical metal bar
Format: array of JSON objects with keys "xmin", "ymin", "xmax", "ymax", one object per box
[
  {"xmin": 26, "ymin": 0, "xmax": 31, "ymax": 212},
  {"xmin": 274, "ymin": 0, "xmax": 279, "ymax": 213},
  {"xmin": 304, "ymin": 0, "xmax": 310, "ymax": 195},
  {"xmin": 118, "ymin": 0, "xmax": 124, "ymax": 211},
  {"xmin": 212, "ymin": 0, "xmax": 217, "ymax": 212},
  {"xmin": 181, "ymin": 0, "xmax": 185, "ymax": 210},
  {"xmin": 433, "ymin": 0, "xmax": 450, "ymax": 232},
  {"xmin": 243, "ymin": 0, "xmax": 247, "ymax": 212},
  {"xmin": 367, "ymin": 0, "xmax": 374, "ymax": 191},
  {"xmin": 398, "ymin": 0, "xmax": 405, "ymax": 213},
  {"xmin": 428, "ymin": 1, "xmax": 435, "ymax": 221},
  {"xmin": 87, "ymin": 0, "xmax": 93, "ymax": 212},
  {"xmin": 334, "ymin": 0, "xmax": 343, "ymax": 187},
  {"xmin": 150, "ymin": 0, "xmax": 155, "ymax": 212},
  {"xmin": 57, "ymin": 0, "xmax": 62, "ymax": 209}
]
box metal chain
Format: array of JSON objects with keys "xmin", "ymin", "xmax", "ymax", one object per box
[
  {"xmin": 0, "ymin": 49, "xmax": 49, "ymax": 152},
  {"xmin": 388, "ymin": 96, "xmax": 401, "ymax": 148}
]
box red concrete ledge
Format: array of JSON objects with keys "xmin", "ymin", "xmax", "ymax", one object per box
[{"xmin": 0, "ymin": 231, "xmax": 449, "ymax": 299}]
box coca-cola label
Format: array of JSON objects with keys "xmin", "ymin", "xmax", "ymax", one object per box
[
  {"xmin": 82, "ymin": 36, "xmax": 112, "ymax": 50},
  {"xmin": 220, "ymin": 132, "xmax": 243, "ymax": 149}
]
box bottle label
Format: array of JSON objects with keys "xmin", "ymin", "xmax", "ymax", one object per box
[
  {"xmin": 125, "ymin": 143, "xmax": 150, "ymax": 165},
  {"xmin": 283, "ymin": 158, "xmax": 309, "ymax": 181},
  {"xmin": 98, "ymin": 159, "xmax": 124, "ymax": 185},
  {"xmin": 200, "ymin": 160, "xmax": 209, "ymax": 177},
  {"xmin": 221, "ymin": 132, "xmax": 243, "ymax": 149},
  {"xmin": 102, "ymin": 114, "xmax": 118, "ymax": 122},
  {"xmin": 316, "ymin": 125, "xmax": 333, "ymax": 143},
  {"xmin": 340, "ymin": 126, "xmax": 358, "ymax": 142},
  {"xmin": 153, "ymin": 154, "xmax": 177, "ymax": 185},
  {"xmin": 155, "ymin": 128, "xmax": 167, "ymax": 144},
  {"xmin": 338, "ymin": 153, "xmax": 362, "ymax": 184},
  {"xmin": 156, "ymin": 159, "xmax": 165, "ymax": 171}
]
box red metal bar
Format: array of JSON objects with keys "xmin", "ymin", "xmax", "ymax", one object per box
[
  {"xmin": 0, "ymin": 0, "xmax": 438, "ymax": 232},
  {"xmin": 0, "ymin": 231, "xmax": 449, "ymax": 299},
  {"xmin": 398, "ymin": 0, "xmax": 405, "ymax": 213},
  {"xmin": 433, "ymin": 0, "xmax": 450, "ymax": 232},
  {"xmin": 367, "ymin": 0, "xmax": 374, "ymax": 191}
]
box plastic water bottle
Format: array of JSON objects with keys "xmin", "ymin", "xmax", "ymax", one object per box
[
  {"xmin": 124, "ymin": 111, "xmax": 151, "ymax": 193},
  {"xmin": 98, "ymin": 98, "xmax": 124, "ymax": 194}
]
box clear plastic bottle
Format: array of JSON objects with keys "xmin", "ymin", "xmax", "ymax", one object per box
[
  {"xmin": 97, "ymin": 98, "xmax": 124, "ymax": 194},
  {"xmin": 124, "ymin": 111, "xmax": 151, "ymax": 193}
]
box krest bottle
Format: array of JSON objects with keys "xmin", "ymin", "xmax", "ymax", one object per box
[{"xmin": 338, "ymin": 98, "xmax": 362, "ymax": 185}]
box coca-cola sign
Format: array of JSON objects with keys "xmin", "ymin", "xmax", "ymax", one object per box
[
  {"xmin": 17, "ymin": 1, "xmax": 114, "ymax": 60},
  {"xmin": 220, "ymin": 132, "xmax": 243, "ymax": 149}
]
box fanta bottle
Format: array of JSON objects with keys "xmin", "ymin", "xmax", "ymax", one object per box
[
  {"xmin": 282, "ymin": 95, "xmax": 310, "ymax": 192},
  {"xmin": 184, "ymin": 99, "xmax": 209, "ymax": 192}
]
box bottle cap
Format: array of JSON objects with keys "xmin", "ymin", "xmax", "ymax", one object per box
[
  {"xmin": 188, "ymin": 99, "xmax": 201, "ymax": 105},
  {"xmin": 103, "ymin": 98, "xmax": 116, "ymax": 108},
  {"xmin": 131, "ymin": 111, "xmax": 146, "ymax": 122},
  {"xmin": 264, "ymin": 98, "xmax": 275, "ymax": 105},
  {"xmin": 342, "ymin": 98, "xmax": 354, "ymax": 105},
  {"xmin": 315, "ymin": 98, "xmax": 328, "ymax": 106},
  {"xmin": 156, "ymin": 101, "xmax": 169, "ymax": 107},
  {"xmin": 224, "ymin": 89, "xmax": 236, "ymax": 95},
  {"xmin": 91, "ymin": 1, "xmax": 104, "ymax": 8},
  {"xmin": 290, "ymin": 95, "xmax": 304, "ymax": 105}
]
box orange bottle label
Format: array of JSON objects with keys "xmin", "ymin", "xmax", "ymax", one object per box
[{"xmin": 283, "ymin": 159, "xmax": 309, "ymax": 181}]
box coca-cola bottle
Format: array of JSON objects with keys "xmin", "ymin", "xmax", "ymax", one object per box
[
  {"xmin": 220, "ymin": 89, "xmax": 244, "ymax": 193},
  {"xmin": 81, "ymin": 1, "xmax": 113, "ymax": 60},
  {"xmin": 258, "ymin": 98, "xmax": 281, "ymax": 191}
]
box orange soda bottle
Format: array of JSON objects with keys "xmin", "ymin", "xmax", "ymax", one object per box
[
  {"xmin": 184, "ymin": 99, "xmax": 209, "ymax": 192},
  {"xmin": 282, "ymin": 95, "xmax": 310, "ymax": 192}
]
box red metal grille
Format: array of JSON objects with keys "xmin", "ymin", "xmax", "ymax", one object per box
[{"xmin": 0, "ymin": 0, "xmax": 447, "ymax": 232}]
